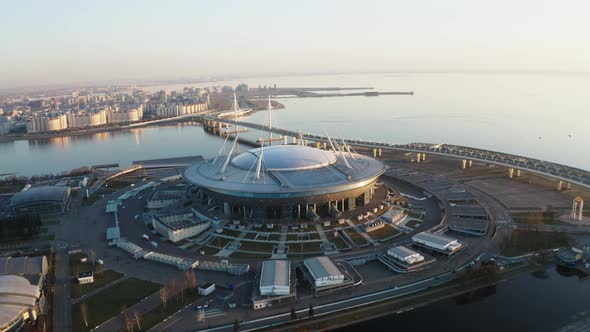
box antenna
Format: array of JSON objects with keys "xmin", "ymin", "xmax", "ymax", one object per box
[
  {"xmin": 212, "ymin": 135, "xmax": 230, "ymax": 165},
  {"xmin": 254, "ymin": 139, "xmax": 265, "ymax": 182},
  {"xmin": 323, "ymin": 129, "xmax": 337, "ymax": 152},
  {"xmin": 219, "ymin": 134, "xmax": 239, "ymax": 177},
  {"xmin": 340, "ymin": 136, "xmax": 357, "ymax": 160},
  {"xmin": 268, "ymin": 95, "xmax": 273, "ymax": 146},
  {"xmin": 325, "ymin": 130, "xmax": 351, "ymax": 168},
  {"xmin": 233, "ymin": 93, "xmax": 240, "ymax": 153}
]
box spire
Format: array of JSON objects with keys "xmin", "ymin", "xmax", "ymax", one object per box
[{"xmin": 268, "ymin": 95, "xmax": 273, "ymax": 145}]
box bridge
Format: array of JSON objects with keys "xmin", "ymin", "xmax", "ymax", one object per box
[{"xmin": 201, "ymin": 116, "xmax": 590, "ymax": 190}]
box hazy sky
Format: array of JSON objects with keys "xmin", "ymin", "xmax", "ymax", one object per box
[{"xmin": 1, "ymin": 0, "xmax": 589, "ymax": 88}]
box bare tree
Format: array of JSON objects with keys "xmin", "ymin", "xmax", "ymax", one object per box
[
  {"xmin": 133, "ymin": 309, "xmax": 142, "ymax": 331},
  {"xmin": 122, "ymin": 305, "xmax": 134, "ymax": 332},
  {"xmin": 89, "ymin": 249, "xmax": 96, "ymax": 266},
  {"xmin": 160, "ymin": 286, "xmax": 170, "ymax": 308},
  {"xmin": 197, "ymin": 308, "xmax": 205, "ymax": 323},
  {"xmin": 185, "ymin": 270, "xmax": 198, "ymax": 294},
  {"xmin": 81, "ymin": 302, "xmax": 89, "ymax": 327}
]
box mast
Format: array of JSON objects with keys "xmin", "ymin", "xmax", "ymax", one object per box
[
  {"xmin": 268, "ymin": 95, "xmax": 273, "ymax": 146},
  {"xmin": 233, "ymin": 92, "xmax": 240, "ymax": 153}
]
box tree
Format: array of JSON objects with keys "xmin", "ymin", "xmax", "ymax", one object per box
[
  {"xmin": 290, "ymin": 306, "xmax": 297, "ymax": 320},
  {"xmin": 308, "ymin": 304, "xmax": 315, "ymax": 319},
  {"xmin": 197, "ymin": 308, "xmax": 205, "ymax": 323},
  {"xmin": 185, "ymin": 270, "xmax": 198, "ymax": 294},
  {"xmin": 122, "ymin": 306, "xmax": 134, "ymax": 332},
  {"xmin": 89, "ymin": 249, "xmax": 96, "ymax": 266},
  {"xmin": 160, "ymin": 286, "xmax": 170, "ymax": 308},
  {"xmin": 81, "ymin": 302, "xmax": 89, "ymax": 327},
  {"xmin": 233, "ymin": 319, "xmax": 240, "ymax": 332},
  {"xmin": 133, "ymin": 309, "xmax": 142, "ymax": 331}
]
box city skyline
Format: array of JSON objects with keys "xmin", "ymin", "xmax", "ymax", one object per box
[{"xmin": 1, "ymin": 0, "xmax": 589, "ymax": 88}]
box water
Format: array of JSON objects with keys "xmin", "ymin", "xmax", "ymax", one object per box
[
  {"xmin": 338, "ymin": 265, "xmax": 590, "ymax": 332},
  {"xmin": 1, "ymin": 72, "xmax": 590, "ymax": 175}
]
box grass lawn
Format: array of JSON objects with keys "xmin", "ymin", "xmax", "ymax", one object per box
[
  {"xmin": 220, "ymin": 228, "xmax": 242, "ymax": 238},
  {"xmin": 405, "ymin": 210, "xmax": 423, "ymax": 219},
  {"xmin": 209, "ymin": 236, "xmax": 233, "ymax": 249},
  {"xmin": 122, "ymin": 291, "xmax": 201, "ymax": 332},
  {"xmin": 238, "ymin": 241, "xmax": 276, "ymax": 253},
  {"xmin": 501, "ymin": 230, "xmax": 571, "ymax": 256},
  {"xmin": 71, "ymin": 270, "xmax": 124, "ymax": 299},
  {"xmin": 405, "ymin": 219, "xmax": 422, "ymax": 229},
  {"xmin": 510, "ymin": 212, "xmax": 565, "ymax": 226},
  {"xmin": 69, "ymin": 253, "xmax": 97, "ymax": 276},
  {"xmin": 268, "ymin": 233, "xmax": 281, "ymax": 242},
  {"xmin": 197, "ymin": 246, "xmax": 219, "ymax": 255},
  {"xmin": 367, "ymin": 225, "xmax": 400, "ymax": 241},
  {"xmin": 230, "ymin": 251, "xmax": 272, "ymax": 259},
  {"xmin": 244, "ymin": 232, "xmax": 258, "ymax": 240},
  {"xmin": 72, "ymin": 277, "xmax": 161, "ymax": 332},
  {"xmin": 344, "ymin": 228, "xmax": 368, "ymax": 246},
  {"xmin": 288, "ymin": 242, "xmax": 322, "ymax": 253}
]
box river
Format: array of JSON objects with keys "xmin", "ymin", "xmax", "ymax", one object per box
[
  {"xmin": 1, "ymin": 72, "xmax": 589, "ymax": 176},
  {"xmin": 338, "ymin": 265, "xmax": 590, "ymax": 332}
]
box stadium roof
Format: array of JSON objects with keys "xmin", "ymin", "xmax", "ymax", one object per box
[
  {"xmin": 0, "ymin": 275, "xmax": 40, "ymax": 329},
  {"xmin": 304, "ymin": 256, "xmax": 343, "ymax": 280},
  {"xmin": 0, "ymin": 256, "xmax": 48, "ymax": 276},
  {"xmin": 232, "ymin": 145, "xmax": 337, "ymax": 171},
  {"xmin": 260, "ymin": 260, "xmax": 290, "ymax": 289},
  {"xmin": 10, "ymin": 186, "xmax": 70, "ymax": 207},
  {"xmin": 184, "ymin": 144, "xmax": 385, "ymax": 198}
]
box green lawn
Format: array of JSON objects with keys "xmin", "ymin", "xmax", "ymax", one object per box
[
  {"xmin": 238, "ymin": 241, "xmax": 276, "ymax": 253},
  {"xmin": 122, "ymin": 291, "xmax": 201, "ymax": 332},
  {"xmin": 70, "ymin": 270, "xmax": 124, "ymax": 299},
  {"xmin": 72, "ymin": 278, "xmax": 161, "ymax": 332},
  {"xmin": 209, "ymin": 236, "xmax": 233, "ymax": 249},
  {"xmin": 367, "ymin": 226, "xmax": 400, "ymax": 241},
  {"xmin": 197, "ymin": 246, "xmax": 219, "ymax": 255},
  {"xmin": 510, "ymin": 212, "xmax": 565, "ymax": 226},
  {"xmin": 288, "ymin": 242, "xmax": 322, "ymax": 253},
  {"xmin": 69, "ymin": 253, "xmax": 97, "ymax": 276},
  {"xmin": 230, "ymin": 251, "xmax": 272, "ymax": 259},
  {"xmin": 344, "ymin": 228, "xmax": 368, "ymax": 246},
  {"xmin": 405, "ymin": 219, "xmax": 422, "ymax": 229},
  {"xmin": 501, "ymin": 230, "xmax": 571, "ymax": 256}
]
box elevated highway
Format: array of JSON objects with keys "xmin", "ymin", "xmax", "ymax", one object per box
[{"xmin": 202, "ymin": 116, "xmax": 590, "ymax": 190}]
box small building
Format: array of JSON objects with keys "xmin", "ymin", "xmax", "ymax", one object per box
[
  {"xmin": 412, "ymin": 231, "xmax": 463, "ymax": 255},
  {"xmin": 387, "ymin": 246, "xmax": 424, "ymax": 265},
  {"xmin": 147, "ymin": 189, "xmax": 187, "ymax": 209},
  {"xmin": 303, "ymin": 256, "xmax": 344, "ymax": 288},
  {"xmin": 363, "ymin": 220, "xmax": 385, "ymax": 233},
  {"xmin": 260, "ymin": 260, "xmax": 290, "ymax": 296},
  {"xmin": 152, "ymin": 210, "xmax": 210, "ymax": 243},
  {"xmin": 77, "ymin": 272, "xmax": 94, "ymax": 284},
  {"xmin": 198, "ymin": 282, "xmax": 215, "ymax": 296}
]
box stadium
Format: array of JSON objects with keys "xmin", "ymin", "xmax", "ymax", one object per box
[{"xmin": 183, "ymin": 142, "xmax": 385, "ymax": 222}]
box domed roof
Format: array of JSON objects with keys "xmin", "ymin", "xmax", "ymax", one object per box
[{"xmin": 231, "ymin": 145, "xmax": 337, "ymax": 171}]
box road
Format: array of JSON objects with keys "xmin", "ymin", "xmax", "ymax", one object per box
[
  {"xmin": 53, "ymin": 245, "xmax": 72, "ymax": 332},
  {"xmin": 157, "ymin": 271, "xmax": 456, "ymax": 331}
]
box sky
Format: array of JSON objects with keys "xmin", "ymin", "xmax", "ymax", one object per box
[{"xmin": 0, "ymin": 0, "xmax": 589, "ymax": 88}]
